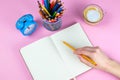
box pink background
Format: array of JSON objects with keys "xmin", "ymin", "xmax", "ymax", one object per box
[{"xmin": 0, "ymin": 0, "xmax": 120, "ymax": 80}]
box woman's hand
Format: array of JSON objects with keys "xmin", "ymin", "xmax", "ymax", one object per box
[
  {"xmin": 74, "ymin": 46, "xmax": 120, "ymax": 78},
  {"xmin": 74, "ymin": 46, "xmax": 111, "ymax": 70}
]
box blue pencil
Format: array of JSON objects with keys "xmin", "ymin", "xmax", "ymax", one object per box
[
  {"xmin": 44, "ymin": 0, "xmax": 49, "ymax": 11},
  {"xmin": 57, "ymin": 7, "xmax": 63, "ymax": 13},
  {"xmin": 51, "ymin": 3, "xmax": 61, "ymax": 14}
]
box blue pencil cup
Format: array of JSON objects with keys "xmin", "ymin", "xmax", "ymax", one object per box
[{"xmin": 42, "ymin": 18, "xmax": 62, "ymax": 31}]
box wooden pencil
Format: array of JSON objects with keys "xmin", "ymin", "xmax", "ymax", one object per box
[{"xmin": 62, "ymin": 41, "xmax": 97, "ymax": 66}]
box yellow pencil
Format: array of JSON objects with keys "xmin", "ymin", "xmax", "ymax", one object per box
[
  {"xmin": 41, "ymin": 5, "xmax": 51, "ymax": 16},
  {"xmin": 62, "ymin": 41, "xmax": 97, "ymax": 66},
  {"xmin": 63, "ymin": 41, "xmax": 76, "ymax": 51}
]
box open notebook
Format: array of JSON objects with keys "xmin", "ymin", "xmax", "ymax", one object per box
[{"xmin": 20, "ymin": 23, "xmax": 92, "ymax": 80}]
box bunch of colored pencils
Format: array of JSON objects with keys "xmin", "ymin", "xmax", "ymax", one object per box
[{"xmin": 37, "ymin": 0, "xmax": 64, "ymax": 22}]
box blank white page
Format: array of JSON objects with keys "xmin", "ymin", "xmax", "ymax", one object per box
[
  {"xmin": 50, "ymin": 23, "xmax": 92, "ymax": 78},
  {"xmin": 20, "ymin": 37, "xmax": 70, "ymax": 80}
]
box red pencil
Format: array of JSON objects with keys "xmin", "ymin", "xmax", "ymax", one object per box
[{"xmin": 50, "ymin": 0, "xmax": 56, "ymax": 10}]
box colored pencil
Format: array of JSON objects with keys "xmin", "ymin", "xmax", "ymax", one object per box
[
  {"xmin": 50, "ymin": 0, "xmax": 56, "ymax": 10},
  {"xmin": 51, "ymin": 3, "xmax": 62, "ymax": 14},
  {"xmin": 44, "ymin": 0, "xmax": 49, "ymax": 11},
  {"xmin": 37, "ymin": 0, "xmax": 64, "ymax": 22},
  {"xmin": 41, "ymin": 5, "xmax": 51, "ymax": 16}
]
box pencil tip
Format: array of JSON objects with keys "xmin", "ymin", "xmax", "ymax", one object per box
[{"xmin": 62, "ymin": 41, "xmax": 65, "ymax": 43}]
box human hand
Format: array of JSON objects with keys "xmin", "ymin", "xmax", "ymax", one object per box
[{"xmin": 74, "ymin": 46, "xmax": 111, "ymax": 70}]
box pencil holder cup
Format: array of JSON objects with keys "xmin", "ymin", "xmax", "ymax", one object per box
[{"xmin": 42, "ymin": 18, "xmax": 62, "ymax": 31}]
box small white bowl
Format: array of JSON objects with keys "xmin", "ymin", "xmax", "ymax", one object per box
[{"xmin": 83, "ymin": 4, "xmax": 104, "ymax": 25}]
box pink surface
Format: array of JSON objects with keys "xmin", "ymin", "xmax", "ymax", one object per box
[{"xmin": 0, "ymin": 0, "xmax": 120, "ymax": 80}]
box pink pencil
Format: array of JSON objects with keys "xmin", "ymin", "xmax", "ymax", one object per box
[{"xmin": 41, "ymin": 0, "xmax": 44, "ymax": 5}]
